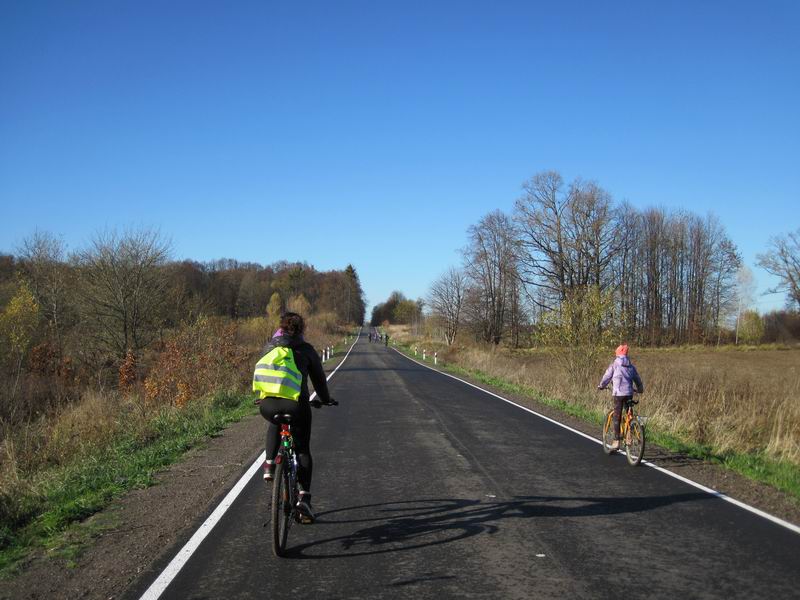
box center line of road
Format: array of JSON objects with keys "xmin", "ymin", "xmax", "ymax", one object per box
[
  {"xmin": 392, "ymin": 346, "xmax": 800, "ymax": 536},
  {"xmin": 139, "ymin": 331, "xmax": 362, "ymax": 600}
]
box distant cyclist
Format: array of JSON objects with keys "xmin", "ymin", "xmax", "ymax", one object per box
[
  {"xmin": 254, "ymin": 312, "xmax": 336, "ymax": 524},
  {"xmin": 384, "ymin": 333, "xmax": 390, "ymax": 347},
  {"xmin": 597, "ymin": 344, "xmax": 644, "ymax": 450}
]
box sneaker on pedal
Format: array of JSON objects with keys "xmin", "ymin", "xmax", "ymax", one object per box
[
  {"xmin": 609, "ymin": 439, "xmax": 620, "ymax": 451},
  {"xmin": 263, "ymin": 460, "xmax": 275, "ymax": 481},
  {"xmin": 296, "ymin": 492, "xmax": 315, "ymax": 524}
]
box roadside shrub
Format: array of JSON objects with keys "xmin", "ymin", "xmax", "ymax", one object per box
[
  {"xmin": 144, "ymin": 317, "xmax": 242, "ymax": 407},
  {"xmin": 537, "ymin": 286, "xmax": 621, "ymax": 388},
  {"xmin": 309, "ymin": 311, "xmax": 338, "ymax": 336},
  {"xmin": 118, "ymin": 349, "xmax": 137, "ymax": 390},
  {"xmin": 211, "ymin": 388, "xmax": 244, "ymax": 409},
  {"xmin": 237, "ymin": 317, "xmax": 272, "ymax": 348}
]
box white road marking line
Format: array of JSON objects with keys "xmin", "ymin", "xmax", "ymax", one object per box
[
  {"xmin": 393, "ymin": 347, "xmax": 800, "ymax": 536},
  {"xmin": 139, "ymin": 330, "xmax": 362, "ymax": 600}
]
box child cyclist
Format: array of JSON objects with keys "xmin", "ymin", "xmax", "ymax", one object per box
[{"xmin": 597, "ymin": 344, "xmax": 644, "ymax": 450}]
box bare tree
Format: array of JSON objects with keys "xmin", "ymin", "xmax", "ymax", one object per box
[
  {"xmin": 463, "ymin": 210, "xmax": 517, "ymax": 344},
  {"xmin": 505, "ymin": 272, "xmax": 525, "ymax": 348},
  {"xmin": 428, "ymin": 267, "xmax": 467, "ymax": 345},
  {"xmin": 514, "ymin": 170, "xmax": 569, "ymax": 309},
  {"xmin": 734, "ymin": 266, "xmax": 756, "ymax": 344},
  {"xmin": 17, "ymin": 230, "xmax": 71, "ymax": 350},
  {"xmin": 514, "ymin": 172, "xmax": 618, "ymax": 310},
  {"xmin": 710, "ymin": 239, "xmax": 741, "ymax": 344},
  {"xmin": 74, "ymin": 229, "xmax": 171, "ymax": 359},
  {"xmin": 757, "ymin": 228, "xmax": 800, "ymax": 309}
]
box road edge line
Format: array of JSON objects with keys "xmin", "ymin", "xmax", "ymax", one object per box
[
  {"xmin": 392, "ymin": 346, "xmax": 800, "ymax": 536},
  {"xmin": 139, "ymin": 331, "xmax": 362, "ymax": 600}
]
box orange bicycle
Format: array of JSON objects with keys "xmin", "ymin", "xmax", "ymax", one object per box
[{"xmin": 602, "ymin": 397, "xmax": 646, "ymax": 466}]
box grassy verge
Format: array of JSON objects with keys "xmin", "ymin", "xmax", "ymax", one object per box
[
  {"xmin": 643, "ymin": 429, "xmax": 800, "ymax": 501},
  {"xmin": 393, "ymin": 342, "xmax": 800, "ymax": 504},
  {"xmin": 0, "ymin": 390, "xmax": 257, "ymax": 576}
]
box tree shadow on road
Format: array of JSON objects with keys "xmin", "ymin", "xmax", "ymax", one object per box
[{"xmin": 285, "ymin": 492, "xmax": 710, "ymax": 559}]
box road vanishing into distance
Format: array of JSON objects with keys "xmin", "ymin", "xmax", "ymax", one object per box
[{"xmin": 130, "ymin": 332, "xmax": 800, "ymax": 599}]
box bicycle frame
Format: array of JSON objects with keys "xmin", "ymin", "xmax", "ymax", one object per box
[
  {"xmin": 276, "ymin": 424, "xmax": 298, "ymax": 504},
  {"xmin": 621, "ymin": 404, "xmax": 634, "ymax": 443},
  {"xmin": 602, "ymin": 397, "xmax": 646, "ymax": 466}
]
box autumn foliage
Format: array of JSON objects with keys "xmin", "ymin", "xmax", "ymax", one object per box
[
  {"xmin": 144, "ymin": 318, "xmax": 241, "ymax": 407},
  {"xmin": 118, "ymin": 350, "xmax": 137, "ymax": 391}
]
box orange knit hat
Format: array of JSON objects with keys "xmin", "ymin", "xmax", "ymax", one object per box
[{"xmin": 615, "ymin": 344, "xmax": 629, "ymax": 357}]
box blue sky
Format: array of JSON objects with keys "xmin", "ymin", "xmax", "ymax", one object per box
[{"xmin": 1, "ymin": 1, "xmax": 798, "ymax": 312}]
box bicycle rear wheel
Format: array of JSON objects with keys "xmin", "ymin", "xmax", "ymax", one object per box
[
  {"xmin": 602, "ymin": 410, "xmax": 616, "ymax": 454},
  {"xmin": 625, "ymin": 419, "xmax": 645, "ymax": 466},
  {"xmin": 271, "ymin": 459, "xmax": 292, "ymax": 557}
]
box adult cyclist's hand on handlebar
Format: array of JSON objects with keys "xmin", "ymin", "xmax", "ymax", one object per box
[{"xmin": 310, "ymin": 397, "xmax": 338, "ymax": 408}]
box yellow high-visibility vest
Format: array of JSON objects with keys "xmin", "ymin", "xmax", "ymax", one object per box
[{"xmin": 253, "ymin": 346, "xmax": 302, "ymax": 401}]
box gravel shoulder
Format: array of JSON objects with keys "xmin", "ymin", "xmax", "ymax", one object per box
[{"xmin": 1, "ymin": 350, "xmax": 797, "ymax": 600}]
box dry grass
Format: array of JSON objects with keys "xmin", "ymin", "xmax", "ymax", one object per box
[
  {"xmin": 0, "ymin": 390, "xmax": 152, "ymax": 538},
  {"xmin": 1, "ymin": 391, "xmax": 153, "ymax": 491},
  {"xmin": 634, "ymin": 349, "xmax": 800, "ymax": 462},
  {"xmin": 389, "ymin": 325, "xmax": 800, "ymax": 465}
]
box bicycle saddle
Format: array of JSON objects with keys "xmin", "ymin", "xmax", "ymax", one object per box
[{"xmin": 271, "ymin": 413, "xmax": 294, "ymax": 424}]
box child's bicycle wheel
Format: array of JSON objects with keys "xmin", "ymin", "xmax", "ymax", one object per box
[
  {"xmin": 271, "ymin": 459, "xmax": 292, "ymax": 557},
  {"xmin": 602, "ymin": 410, "xmax": 617, "ymax": 454},
  {"xmin": 625, "ymin": 419, "xmax": 645, "ymax": 466}
]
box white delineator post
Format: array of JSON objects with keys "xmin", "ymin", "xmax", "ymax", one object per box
[
  {"xmin": 423, "ymin": 349, "xmax": 427, "ymax": 360},
  {"xmin": 434, "ymin": 352, "xmax": 438, "ymax": 365}
]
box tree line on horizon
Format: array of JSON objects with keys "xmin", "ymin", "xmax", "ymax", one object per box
[
  {"xmin": 370, "ymin": 291, "xmax": 424, "ymax": 329},
  {"xmin": 380, "ymin": 170, "xmax": 800, "ymax": 348},
  {"xmin": 0, "ymin": 229, "xmax": 366, "ymax": 424}
]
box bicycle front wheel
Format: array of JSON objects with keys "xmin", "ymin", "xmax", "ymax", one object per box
[
  {"xmin": 625, "ymin": 419, "xmax": 645, "ymax": 466},
  {"xmin": 271, "ymin": 460, "xmax": 292, "ymax": 557},
  {"xmin": 602, "ymin": 410, "xmax": 616, "ymax": 454}
]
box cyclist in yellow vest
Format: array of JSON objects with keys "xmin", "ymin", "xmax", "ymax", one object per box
[{"xmin": 255, "ymin": 312, "xmax": 335, "ymax": 523}]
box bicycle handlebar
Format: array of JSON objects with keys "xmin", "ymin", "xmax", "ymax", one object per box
[{"xmin": 310, "ymin": 397, "xmax": 338, "ymax": 408}]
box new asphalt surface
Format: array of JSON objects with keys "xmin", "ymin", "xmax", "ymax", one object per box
[{"xmin": 133, "ymin": 333, "xmax": 800, "ymax": 599}]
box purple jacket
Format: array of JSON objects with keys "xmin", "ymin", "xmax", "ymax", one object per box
[{"xmin": 599, "ymin": 356, "xmax": 644, "ymax": 397}]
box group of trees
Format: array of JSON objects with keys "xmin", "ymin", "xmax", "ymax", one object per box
[
  {"xmin": 0, "ymin": 229, "xmax": 366, "ymax": 421},
  {"xmin": 370, "ymin": 291, "xmax": 423, "ymax": 329},
  {"xmin": 425, "ymin": 170, "xmax": 800, "ymax": 347}
]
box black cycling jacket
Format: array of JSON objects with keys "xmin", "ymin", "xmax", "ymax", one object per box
[{"xmin": 260, "ymin": 334, "xmax": 332, "ymax": 404}]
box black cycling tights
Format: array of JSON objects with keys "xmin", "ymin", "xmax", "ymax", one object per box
[{"xmin": 259, "ymin": 398, "xmax": 313, "ymax": 492}]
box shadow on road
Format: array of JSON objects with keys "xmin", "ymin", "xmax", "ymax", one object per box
[{"xmin": 286, "ymin": 492, "xmax": 710, "ymax": 559}]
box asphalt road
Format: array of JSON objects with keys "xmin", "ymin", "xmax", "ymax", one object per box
[{"xmin": 133, "ymin": 333, "xmax": 800, "ymax": 599}]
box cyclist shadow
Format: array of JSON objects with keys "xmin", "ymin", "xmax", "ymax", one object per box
[{"xmin": 285, "ymin": 492, "xmax": 711, "ymax": 559}]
